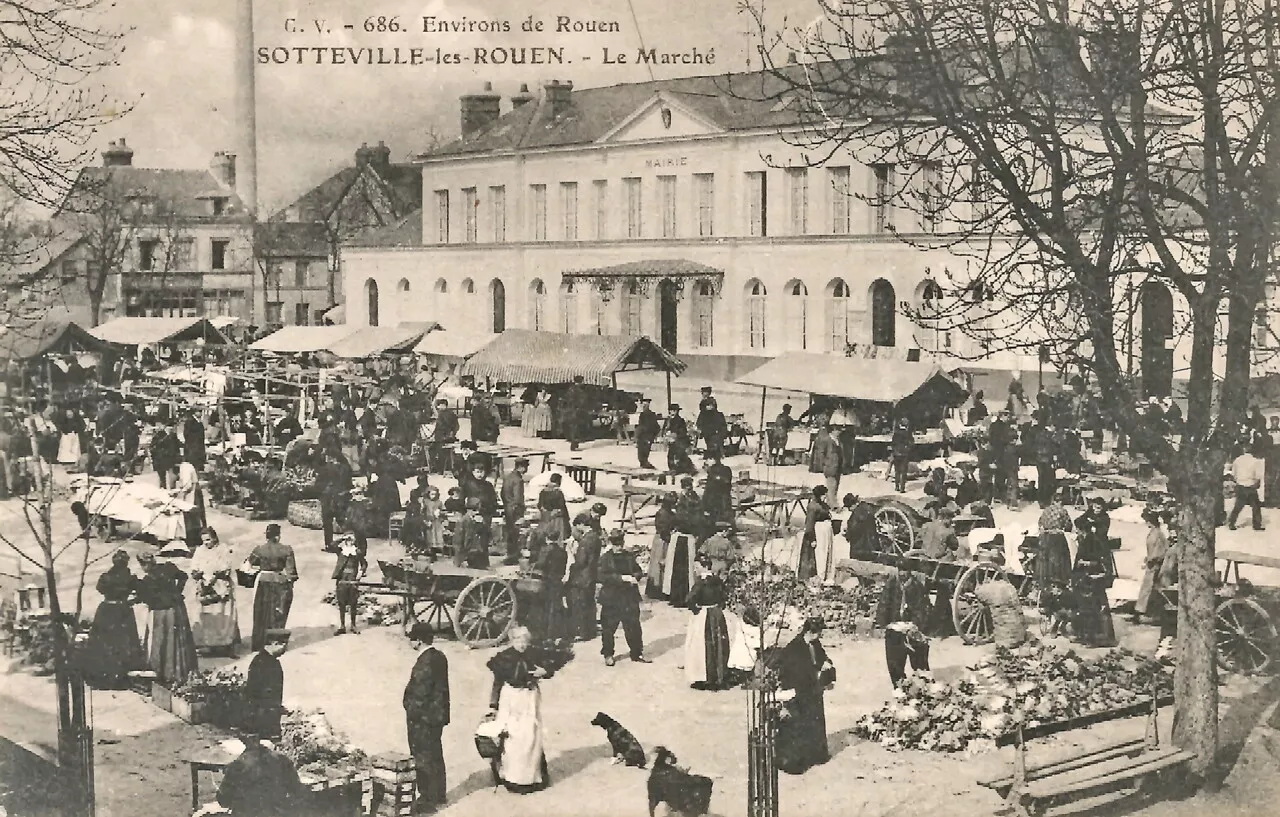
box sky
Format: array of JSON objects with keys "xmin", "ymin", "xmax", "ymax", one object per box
[{"xmin": 94, "ymin": 0, "xmax": 818, "ymax": 212}]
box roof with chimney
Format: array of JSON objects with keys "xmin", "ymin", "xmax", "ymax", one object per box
[{"xmin": 271, "ymin": 142, "xmax": 422, "ymax": 236}]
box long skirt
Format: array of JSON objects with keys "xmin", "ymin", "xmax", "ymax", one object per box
[
  {"xmin": 797, "ymin": 541, "xmax": 817, "ymax": 582},
  {"xmin": 645, "ymin": 534, "xmax": 669, "ymax": 599},
  {"xmin": 724, "ymin": 609, "xmax": 758, "ymax": 672},
  {"xmin": 57, "ymin": 433, "xmax": 83, "ymax": 465},
  {"xmin": 494, "ymin": 684, "xmax": 548, "ymax": 792},
  {"xmin": 661, "ymin": 534, "xmax": 697, "ymax": 607},
  {"xmin": 251, "ymin": 581, "xmax": 294, "ymax": 651},
  {"xmin": 1036, "ymin": 531, "xmax": 1073, "ymax": 588},
  {"xmin": 776, "ymin": 690, "xmax": 829, "ymax": 775},
  {"xmin": 145, "ymin": 606, "xmax": 198, "ymax": 686},
  {"xmin": 82, "ymin": 601, "xmax": 144, "ymax": 685},
  {"xmin": 192, "ymin": 589, "xmax": 240, "ymax": 653},
  {"xmin": 1135, "ymin": 566, "xmax": 1166, "ymax": 616},
  {"xmin": 683, "ymin": 606, "xmax": 730, "ymax": 689}
]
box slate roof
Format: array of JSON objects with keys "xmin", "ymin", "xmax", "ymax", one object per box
[
  {"xmin": 275, "ymin": 163, "xmax": 422, "ymax": 225},
  {"xmin": 346, "ymin": 208, "xmax": 423, "ymax": 248},
  {"xmin": 256, "ymin": 221, "xmax": 331, "ymax": 258},
  {"xmin": 61, "ymin": 166, "xmax": 250, "ymax": 222}
]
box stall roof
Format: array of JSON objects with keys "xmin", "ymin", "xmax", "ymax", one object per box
[
  {"xmin": 412, "ymin": 330, "xmax": 497, "ymax": 363},
  {"xmin": 320, "ymin": 304, "xmax": 345, "ymax": 325},
  {"xmin": 249, "ymin": 325, "xmax": 360, "ymax": 353},
  {"xmin": 737, "ymin": 352, "xmax": 967, "ymax": 405},
  {"xmin": 460, "ymin": 330, "xmax": 686, "ymax": 385},
  {"xmin": 325, "ymin": 321, "xmax": 439, "ymax": 359},
  {"xmin": 91, "ymin": 317, "xmax": 230, "ymax": 346},
  {"xmin": 0, "ymin": 319, "xmax": 111, "ymax": 361}
]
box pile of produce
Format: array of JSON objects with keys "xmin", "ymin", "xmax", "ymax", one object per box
[
  {"xmin": 853, "ymin": 640, "xmax": 1173, "ymax": 753},
  {"xmin": 319, "ymin": 591, "xmax": 404, "ymax": 626},
  {"xmin": 173, "ymin": 668, "xmax": 245, "ymax": 705},
  {"xmin": 723, "ymin": 559, "xmax": 877, "ymax": 637},
  {"xmin": 278, "ymin": 709, "xmax": 369, "ymax": 777}
]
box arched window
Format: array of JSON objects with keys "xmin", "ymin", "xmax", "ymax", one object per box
[
  {"xmin": 461, "ymin": 278, "xmax": 475, "ymax": 294},
  {"xmin": 916, "ymin": 279, "xmax": 946, "ymax": 351},
  {"xmin": 459, "ymin": 277, "xmax": 476, "ymax": 326},
  {"xmin": 490, "ymin": 278, "xmax": 506, "ymax": 333},
  {"xmin": 561, "ymin": 280, "xmax": 578, "ymax": 334},
  {"xmin": 745, "ymin": 279, "xmax": 767, "ymax": 350},
  {"xmin": 434, "ymin": 278, "xmax": 448, "ymax": 294},
  {"xmin": 786, "ymin": 279, "xmax": 808, "ymax": 351},
  {"xmin": 621, "ymin": 279, "xmax": 643, "ymax": 336},
  {"xmin": 365, "ymin": 278, "xmax": 380, "ymax": 327},
  {"xmin": 529, "ymin": 279, "xmax": 547, "ymax": 331},
  {"xmin": 870, "ymin": 278, "xmax": 897, "ymax": 347},
  {"xmin": 692, "ymin": 281, "xmax": 715, "ymax": 348},
  {"xmin": 398, "ymin": 278, "xmax": 410, "ymax": 294},
  {"xmin": 825, "ymin": 278, "xmax": 850, "ymax": 352}
]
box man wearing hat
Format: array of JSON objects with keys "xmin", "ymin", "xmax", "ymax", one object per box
[
  {"xmin": 954, "ymin": 461, "xmax": 981, "ymax": 508},
  {"xmin": 501, "ymin": 458, "xmax": 530, "ymax": 566},
  {"xmin": 635, "ymin": 398, "xmax": 661, "ymax": 470},
  {"xmin": 430, "ymin": 398, "xmax": 459, "ymax": 475},
  {"xmin": 531, "ymin": 524, "xmax": 569, "ymax": 641},
  {"xmin": 332, "ymin": 532, "xmax": 368, "ymax": 635},
  {"xmin": 597, "ymin": 529, "xmax": 649, "ymax": 666},
  {"xmin": 665, "ymin": 405, "xmax": 696, "ymax": 475},
  {"xmin": 244, "ymin": 628, "xmax": 290, "ymax": 739},
  {"xmin": 775, "ymin": 616, "xmax": 834, "ymax": 774},
  {"xmin": 566, "ymin": 513, "xmax": 602, "ymax": 641},
  {"xmin": 453, "ymin": 497, "xmax": 492, "ymax": 569},
  {"xmin": 587, "ymin": 502, "xmax": 608, "ymax": 534},
  {"xmin": 403, "ymin": 623, "xmax": 450, "ymax": 813},
  {"xmin": 563, "ymin": 375, "xmax": 589, "ymax": 451},
  {"xmin": 876, "ymin": 561, "xmax": 932, "ymax": 687}
]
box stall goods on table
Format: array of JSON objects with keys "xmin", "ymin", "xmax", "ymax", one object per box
[
  {"xmin": 723, "ymin": 560, "xmax": 878, "ymax": 638},
  {"xmin": 852, "ymin": 641, "xmax": 1173, "ymax": 753},
  {"xmin": 278, "ymin": 709, "xmax": 370, "ymax": 778}
]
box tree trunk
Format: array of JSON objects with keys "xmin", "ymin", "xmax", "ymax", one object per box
[
  {"xmin": 87, "ymin": 290, "xmax": 102, "ymax": 327},
  {"xmin": 1170, "ymin": 449, "xmax": 1221, "ymax": 780}
]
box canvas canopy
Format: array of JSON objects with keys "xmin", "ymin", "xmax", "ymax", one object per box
[
  {"xmin": 737, "ymin": 352, "xmax": 968, "ymax": 407},
  {"xmin": 249, "ymin": 325, "xmax": 360, "ymax": 354},
  {"xmin": 91, "ymin": 316, "xmax": 229, "ymax": 346},
  {"xmin": 412, "ymin": 330, "xmax": 497, "ymax": 364},
  {"xmin": 325, "ymin": 321, "xmax": 438, "ymax": 359},
  {"xmin": 460, "ymin": 330, "xmax": 686, "ymax": 386},
  {"xmin": 0, "ymin": 320, "xmax": 111, "ymax": 361}
]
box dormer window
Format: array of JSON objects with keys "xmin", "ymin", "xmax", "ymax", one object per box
[{"xmin": 211, "ymin": 197, "xmax": 227, "ymax": 216}]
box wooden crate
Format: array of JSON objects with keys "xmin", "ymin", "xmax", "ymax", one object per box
[
  {"xmin": 171, "ymin": 696, "xmax": 210, "ymax": 725},
  {"xmin": 150, "ymin": 682, "xmax": 173, "ymax": 712}
]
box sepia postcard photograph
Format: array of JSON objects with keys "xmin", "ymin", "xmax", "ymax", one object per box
[{"xmin": 2, "ymin": 1, "xmax": 1280, "ymax": 816}]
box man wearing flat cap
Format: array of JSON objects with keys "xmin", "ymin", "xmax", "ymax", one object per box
[
  {"xmin": 664, "ymin": 404, "xmax": 696, "ymax": 475},
  {"xmin": 566, "ymin": 513, "xmax": 602, "ymax": 641}
]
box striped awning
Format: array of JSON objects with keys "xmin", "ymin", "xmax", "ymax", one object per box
[{"xmin": 460, "ymin": 330, "xmax": 686, "ymax": 386}]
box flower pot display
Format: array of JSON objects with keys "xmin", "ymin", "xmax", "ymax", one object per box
[{"xmin": 171, "ymin": 695, "xmax": 210, "ymax": 725}]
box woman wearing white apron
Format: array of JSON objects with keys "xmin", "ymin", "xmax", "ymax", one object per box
[{"xmin": 486, "ymin": 627, "xmax": 557, "ymax": 793}]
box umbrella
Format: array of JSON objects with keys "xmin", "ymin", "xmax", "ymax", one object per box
[{"xmin": 527, "ymin": 469, "xmax": 588, "ymax": 503}]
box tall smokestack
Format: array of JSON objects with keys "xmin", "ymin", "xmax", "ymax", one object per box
[{"xmin": 235, "ymin": 0, "xmax": 258, "ymax": 216}]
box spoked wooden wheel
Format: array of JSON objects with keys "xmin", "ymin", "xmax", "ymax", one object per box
[
  {"xmin": 453, "ymin": 577, "xmax": 518, "ymax": 648},
  {"xmin": 404, "ymin": 591, "xmax": 454, "ymax": 636},
  {"xmin": 874, "ymin": 505, "xmax": 916, "ymax": 556},
  {"xmin": 1215, "ymin": 597, "xmax": 1277, "ymax": 674},
  {"xmin": 952, "ymin": 562, "xmax": 1006, "ymax": 645}
]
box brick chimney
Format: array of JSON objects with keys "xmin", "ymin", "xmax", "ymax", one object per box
[
  {"xmin": 545, "ymin": 80, "xmax": 574, "ymax": 118},
  {"xmin": 460, "ymin": 82, "xmax": 502, "ymax": 138},
  {"xmin": 511, "ymin": 83, "xmax": 535, "ymax": 109},
  {"xmin": 102, "ymin": 138, "xmax": 134, "ymax": 167},
  {"xmin": 355, "ymin": 142, "xmax": 373, "ymax": 167},
  {"xmin": 371, "ymin": 140, "xmax": 392, "ymax": 171},
  {"xmin": 210, "ymin": 151, "xmax": 237, "ymax": 188}
]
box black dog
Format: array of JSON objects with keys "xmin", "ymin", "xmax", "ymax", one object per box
[
  {"xmin": 647, "ymin": 746, "xmax": 713, "ymax": 817},
  {"xmin": 591, "ymin": 712, "xmax": 647, "ymax": 768}
]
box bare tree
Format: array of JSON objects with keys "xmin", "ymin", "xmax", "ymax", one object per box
[
  {"xmin": 0, "ymin": 0, "xmax": 131, "ymax": 208},
  {"xmin": 739, "ymin": 0, "xmax": 1280, "ymax": 778}
]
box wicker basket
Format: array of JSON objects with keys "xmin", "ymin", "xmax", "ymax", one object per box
[
  {"xmin": 514, "ymin": 576, "xmax": 546, "ymax": 595},
  {"xmin": 287, "ymin": 499, "xmax": 324, "ymax": 530},
  {"xmin": 474, "ymin": 715, "xmax": 505, "ymax": 760}
]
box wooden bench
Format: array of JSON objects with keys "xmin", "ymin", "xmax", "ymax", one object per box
[{"xmin": 978, "ymin": 690, "xmax": 1193, "ymax": 817}]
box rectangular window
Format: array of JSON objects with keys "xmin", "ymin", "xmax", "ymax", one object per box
[
  {"xmin": 695, "ymin": 174, "xmax": 715, "ymax": 236},
  {"xmin": 694, "ymin": 293, "xmax": 714, "ymax": 348},
  {"xmin": 530, "ymin": 184, "xmax": 547, "ymax": 241},
  {"xmin": 621, "ymin": 290, "xmax": 642, "ymax": 336},
  {"xmin": 489, "ymin": 185, "xmax": 506, "ymax": 241},
  {"xmin": 560, "ymin": 182, "xmax": 578, "ymax": 240},
  {"xmin": 294, "ymin": 260, "xmax": 309, "ymax": 288},
  {"xmin": 829, "ymin": 166, "xmax": 851, "ymax": 234},
  {"xmin": 265, "ymin": 260, "xmax": 282, "ymax": 289},
  {"xmin": 624, "ymin": 177, "xmax": 642, "ymax": 238},
  {"xmin": 60, "ymin": 260, "xmax": 78, "ymax": 283},
  {"xmin": 265, "ymin": 301, "xmax": 283, "ymax": 325},
  {"xmin": 139, "ymin": 239, "xmax": 158, "ymax": 271},
  {"xmin": 434, "ymin": 190, "xmax": 449, "ymax": 243},
  {"xmin": 871, "ymin": 163, "xmax": 896, "ymax": 233},
  {"xmin": 921, "ymin": 162, "xmax": 942, "ymax": 232},
  {"xmin": 593, "ymin": 180, "xmax": 608, "ymax": 239},
  {"xmin": 294, "ymin": 302, "xmax": 310, "ymax": 325},
  {"xmin": 658, "ymin": 176, "xmax": 677, "ymax": 238},
  {"xmin": 211, "ymin": 239, "xmax": 229, "ymax": 270},
  {"xmin": 746, "ymin": 171, "xmax": 767, "ymax": 236},
  {"xmin": 787, "ymin": 168, "xmax": 808, "ymax": 234},
  {"xmin": 463, "ymin": 187, "xmax": 478, "ymax": 242}
]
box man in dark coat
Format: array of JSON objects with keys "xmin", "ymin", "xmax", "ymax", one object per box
[
  {"xmin": 875, "ymin": 566, "xmax": 932, "ymax": 686},
  {"xmin": 316, "ymin": 448, "xmax": 353, "ymax": 552},
  {"xmin": 598, "ymin": 529, "xmax": 649, "ymax": 666},
  {"xmin": 531, "ymin": 526, "xmax": 569, "ymax": 642},
  {"xmin": 430, "ymin": 399, "xmax": 459, "ymax": 474},
  {"xmin": 664, "ymin": 405, "xmax": 696, "ymax": 475},
  {"xmin": 702, "ymin": 455, "xmax": 734, "ymax": 528},
  {"xmin": 775, "ymin": 617, "xmax": 833, "ymax": 774},
  {"xmin": 890, "ymin": 418, "xmax": 913, "ymax": 493},
  {"xmin": 181, "ymin": 411, "xmax": 206, "ymax": 471},
  {"xmin": 563, "ymin": 375, "xmax": 589, "ymax": 451},
  {"xmin": 635, "ymin": 398, "xmax": 661, "ymax": 469},
  {"xmin": 841, "ymin": 494, "xmax": 880, "ymax": 558},
  {"xmin": 501, "ymin": 458, "xmax": 529, "ymax": 565},
  {"xmin": 217, "ymin": 732, "xmax": 306, "ymax": 817},
  {"xmin": 403, "ymin": 623, "xmax": 450, "ymax": 812},
  {"xmin": 151, "ymin": 418, "xmax": 181, "ymax": 488},
  {"xmin": 1031, "ymin": 422, "xmax": 1059, "ymax": 508},
  {"xmin": 243, "ymin": 629, "xmax": 289, "ymax": 739},
  {"xmin": 566, "ymin": 514, "xmax": 601, "ymax": 641},
  {"xmin": 537, "ymin": 473, "xmax": 570, "ymax": 537},
  {"xmin": 697, "ymin": 398, "xmax": 727, "ymax": 460}
]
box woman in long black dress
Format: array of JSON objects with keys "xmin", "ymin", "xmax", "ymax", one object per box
[
  {"xmin": 1072, "ymin": 497, "xmax": 1117, "ymax": 646},
  {"xmin": 247, "ymin": 524, "xmax": 299, "ymax": 651},
  {"xmin": 82, "ymin": 550, "xmax": 144, "ymax": 687},
  {"xmin": 683, "ymin": 564, "xmax": 730, "ymax": 690},
  {"xmin": 135, "ymin": 550, "xmax": 199, "ymax": 686},
  {"xmin": 487, "ymin": 627, "xmax": 558, "ymax": 793},
  {"xmin": 775, "ymin": 616, "xmax": 835, "ymax": 774}
]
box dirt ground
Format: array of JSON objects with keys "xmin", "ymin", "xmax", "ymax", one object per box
[{"xmin": 4, "ymin": 414, "xmax": 1280, "ymax": 817}]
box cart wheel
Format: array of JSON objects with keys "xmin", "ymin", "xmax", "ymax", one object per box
[
  {"xmin": 404, "ymin": 592, "xmax": 454, "ymax": 636},
  {"xmin": 874, "ymin": 505, "xmax": 915, "ymax": 556},
  {"xmin": 453, "ymin": 577, "xmax": 518, "ymax": 648},
  {"xmin": 953, "ymin": 562, "xmax": 1005, "ymax": 645},
  {"xmin": 1215, "ymin": 597, "xmax": 1276, "ymax": 674}
]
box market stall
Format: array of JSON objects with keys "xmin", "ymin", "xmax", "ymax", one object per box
[
  {"xmin": 68, "ymin": 475, "xmax": 194, "ymax": 541},
  {"xmin": 91, "ymin": 316, "xmax": 231, "ymax": 348},
  {"xmin": 0, "ymin": 319, "xmax": 113, "ymax": 402},
  {"xmin": 324, "ymin": 321, "xmax": 438, "ymax": 360},
  {"xmin": 412, "ymin": 330, "xmax": 497, "ymax": 370},
  {"xmin": 248, "ymin": 325, "xmax": 360, "ymax": 354},
  {"xmin": 736, "ymin": 353, "xmax": 969, "ymax": 473}
]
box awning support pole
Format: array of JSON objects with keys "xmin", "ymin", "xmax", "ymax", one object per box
[
  {"xmin": 759, "ymin": 386, "xmax": 768, "ymax": 433},
  {"xmin": 666, "ymin": 370, "xmax": 672, "ymax": 408}
]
